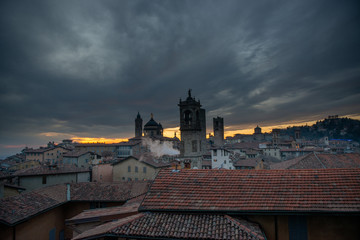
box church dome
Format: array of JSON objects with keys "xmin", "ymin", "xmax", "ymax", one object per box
[{"xmin": 144, "ymin": 113, "xmax": 160, "ymax": 128}]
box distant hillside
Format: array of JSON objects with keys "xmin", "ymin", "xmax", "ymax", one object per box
[{"xmin": 282, "ymin": 116, "xmax": 360, "ymax": 142}]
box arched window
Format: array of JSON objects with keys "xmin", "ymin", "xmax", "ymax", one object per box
[{"xmin": 184, "ymin": 110, "xmax": 192, "ymax": 126}]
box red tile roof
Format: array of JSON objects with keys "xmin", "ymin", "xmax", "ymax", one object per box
[
  {"xmin": 114, "ymin": 155, "xmax": 171, "ymax": 168},
  {"xmin": 70, "ymin": 181, "xmax": 150, "ymax": 202},
  {"xmin": 14, "ymin": 164, "xmax": 90, "ymax": 177},
  {"xmin": 24, "ymin": 146, "xmax": 66, "ymax": 153},
  {"xmin": 280, "ymin": 148, "xmax": 324, "ymax": 152},
  {"xmin": 233, "ymin": 158, "xmax": 263, "ymax": 167},
  {"xmin": 271, "ymin": 153, "xmax": 360, "ymax": 169},
  {"xmin": 62, "ymin": 150, "xmax": 92, "ymax": 158},
  {"xmin": 0, "ymin": 182, "xmax": 150, "ymax": 225},
  {"xmin": 74, "ymin": 213, "xmax": 265, "ymax": 240},
  {"xmin": 66, "ymin": 201, "xmax": 140, "ymax": 224},
  {"xmin": 226, "ymin": 142, "xmax": 260, "ymax": 150},
  {"xmin": 140, "ymin": 168, "xmax": 360, "ymax": 213},
  {"xmin": 0, "ymin": 191, "xmax": 62, "ymax": 225},
  {"xmin": 73, "ymin": 214, "xmax": 145, "ymax": 240}
]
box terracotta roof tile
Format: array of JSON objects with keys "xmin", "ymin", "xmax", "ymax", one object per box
[
  {"xmin": 63, "ymin": 150, "xmax": 92, "ymax": 158},
  {"xmin": 114, "ymin": 154, "xmax": 171, "ymax": 168},
  {"xmin": 73, "ymin": 214, "xmax": 145, "ymax": 240},
  {"xmin": 234, "ymin": 158, "xmax": 263, "ymax": 167},
  {"xmin": 14, "ymin": 164, "xmax": 90, "ymax": 177},
  {"xmin": 0, "ymin": 182, "xmax": 150, "ymax": 225},
  {"xmin": 74, "ymin": 213, "xmax": 265, "ymax": 240},
  {"xmin": 67, "ymin": 202, "xmax": 140, "ymax": 223},
  {"xmin": 0, "ymin": 191, "xmax": 62, "ymax": 225},
  {"xmin": 271, "ymin": 153, "xmax": 360, "ymax": 169},
  {"xmin": 140, "ymin": 168, "xmax": 360, "ymax": 213}
]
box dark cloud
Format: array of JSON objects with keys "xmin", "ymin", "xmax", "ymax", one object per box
[{"xmin": 1, "ymin": 0, "xmax": 360, "ymax": 157}]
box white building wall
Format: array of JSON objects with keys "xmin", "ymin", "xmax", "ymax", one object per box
[{"xmin": 211, "ymin": 149, "xmax": 234, "ymax": 169}]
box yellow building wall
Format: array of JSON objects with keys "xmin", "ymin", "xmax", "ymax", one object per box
[
  {"xmin": 26, "ymin": 152, "xmax": 44, "ymax": 162},
  {"xmin": 26, "ymin": 147, "xmax": 68, "ymax": 164},
  {"xmin": 9, "ymin": 160, "xmax": 40, "ymax": 171},
  {"xmin": 113, "ymin": 157, "xmax": 159, "ymax": 181}
]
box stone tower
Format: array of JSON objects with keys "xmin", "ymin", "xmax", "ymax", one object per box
[
  {"xmin": 213, "ymin": 117, "xmax": 224, "ymax": 146},
  {"xmin": 272, "ymin": 128, "xmax": 281, "ymax": 147},
  {"xmin": 135, "ymin": 112, "xmax": 143, "ymax": 137},
  {"xmin": 178, "ymin": 89, "xmax": 206, "ymax": 168}
]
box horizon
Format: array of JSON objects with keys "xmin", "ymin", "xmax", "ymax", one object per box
[
  {"xmin": 1, "ymin": 113, "xmax": 359, "ymax": 159},
  {"xmin": 1, "ymin": 1, "xmax": 359, "ymax": 158}
]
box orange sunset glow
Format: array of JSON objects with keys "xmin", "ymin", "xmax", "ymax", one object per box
[
  {"xmin": 71, "ymin": 137, "xmax": 129, "ymax": 144},
  {"xmin": 64, "ymin": 114, "xmax": 360, "ymax": 143}
]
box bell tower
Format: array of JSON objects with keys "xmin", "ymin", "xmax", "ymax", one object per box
[
  {"xmin": 135, "ymin": 112, "xmax": 143, "ymax": 137},
  {"xmin": 178, "ymin": 89, "xmax": 206, "ymax": 164}
]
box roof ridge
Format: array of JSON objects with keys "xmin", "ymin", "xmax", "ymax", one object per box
[
  {"xmin": 313, "ymin": 152, "xmax": 326, "ymax": 169},
  {"xmin": 225, "ymin": 215, "xmax": 265, "ymax": 240}
]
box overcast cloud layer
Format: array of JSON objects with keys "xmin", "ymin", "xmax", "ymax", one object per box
[{"xmin": 1, "ymin": 0, "xmax": 360, "ymax": 157}]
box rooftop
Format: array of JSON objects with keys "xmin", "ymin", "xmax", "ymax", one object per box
[
  {"xmin": 13, "ymin": 164, "xmax": 90, "ymax": 177},
  {"xmin": 62, "ymin": 150, "xmax": 92, "ymax": 158},
  {"xmin": 114, "ymin": 155, "xmax": 171, "ymax": 168},
  {"xmin": 0, "ymin": 181, "xmax": 150, "ymax": 226},
  {"xmin": 140, "ymin": 168, "xmax": 360, "ymax": 213},
  {"xmin": 271, "ymin": 153, "xmax": 360, "ymax": 169},
  {"xmin": 74, "ymin": 212, "xmax": 265, "ymax": 240}
]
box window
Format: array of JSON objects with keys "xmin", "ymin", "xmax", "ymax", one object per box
[
  {"xmin": 213, "ymin": 159, "xmax": 217, "ymax": 162},
  {"xmin": 143, "ymin": 167, "xmax": 147, "ymax": 173},
  {"xmin": 128, "ymin": 177, "xmax": 132, "ymax": 181},
  {"xmin": 135, "ymin": 166, "xmax": 138, "ymax": 173},
  {"xmin": 224, "ymin": 160, "xmax": 226, "ymax": 164},
  {"xmin": 184, "ymin": 110, "xmax": 192, "ymax": 125},
  {"xmin": 42, "ymin": 175, "xmax": 47, "ymax": 184},
  {"xmin": 128, "ymin": 166, "xmax": 131, "ymax": 172},
  {"xmin": 122, "ymin": 177, "xmax": 125, "ymax": 180},
  {"xmin": 213, "ymin": 150, "xmax": 217, "ymax": 156}
]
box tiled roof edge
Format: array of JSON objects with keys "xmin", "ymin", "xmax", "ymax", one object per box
[
  {"xmin": 137, "ymin": 208, "xmax": 360, "ymax": 215},
  {"xmin": 225, "ymin": 215, "xmax": 265, "ymax": 240}
]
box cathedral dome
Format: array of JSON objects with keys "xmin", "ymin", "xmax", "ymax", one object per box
[{"xmin": 144, "ymin": 114, "xmax": 159, "ymax": 128}]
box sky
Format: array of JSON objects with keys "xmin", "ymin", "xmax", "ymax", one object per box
[{"xmin": 1, "ymin": 0, "xmax": 360, "ymax": 158}]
